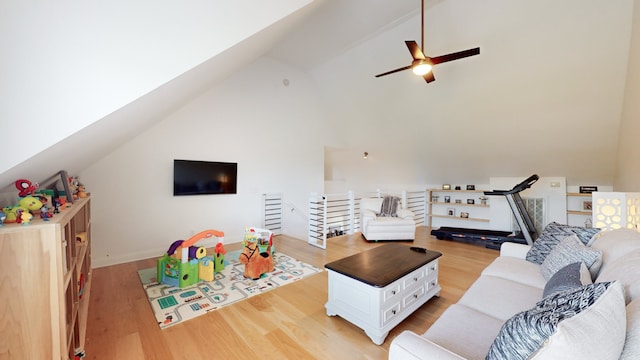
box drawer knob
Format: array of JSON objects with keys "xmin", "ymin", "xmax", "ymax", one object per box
[
  {"xmin": 392, "ymin": 309, "xmax": 397, "ymax": 315},
  {"xmin": 414, "ymin": 294, "xmax": 418, "ymax": 299},
  {"xmin": 413, "ymin": 277, "xmax": 418, "ymax": 281},
  {"xmin": 391, "ymin": 290, "xmax": 396, "ymax": 295}
]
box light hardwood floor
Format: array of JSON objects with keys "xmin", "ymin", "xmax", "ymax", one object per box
[{"xmin": 84, "ymin": 227, "xmax": 498, "ymax": 359}]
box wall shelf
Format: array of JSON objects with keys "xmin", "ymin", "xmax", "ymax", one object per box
[{"xmin": 427, "ymin": 189, "xmax": 490, "ymax": 227}]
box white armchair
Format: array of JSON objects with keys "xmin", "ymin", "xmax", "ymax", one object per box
[{"xmin": 360, "ymin": 197, "xmax": 416, "ymax": 241}]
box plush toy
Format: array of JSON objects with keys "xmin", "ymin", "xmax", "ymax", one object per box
[
  {"xmin": 76, "ymin": 184, "xmax": 88, "ymax": 198},
  {"xmin": 0, "ymin": 210, "xmax": 6, "ymax": 226},
  {"xmin": 15, "ymin": 179, "xmax": 38, "ymax": 197},
  {"xmin": 239, "ymin": 241, "xmax": 274, "ymax": 280}
]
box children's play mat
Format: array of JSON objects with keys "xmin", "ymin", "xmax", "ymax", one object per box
[{"xmin": 137, "ymin": 250, "xmax": 322, "ymax": 329}]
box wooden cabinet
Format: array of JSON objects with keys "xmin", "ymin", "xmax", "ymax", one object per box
[
  {"xmin": 0, "ymin": 197, "xmax": 91, "ymax": 359},
  {"xmin": 427, "ymin": 189, "xmax": 490, "ymax": 227}
]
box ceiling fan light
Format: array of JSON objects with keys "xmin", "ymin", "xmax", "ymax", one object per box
[{"xmin": 412, "ymin": 62, "xmax": 432, "ymax": 76}]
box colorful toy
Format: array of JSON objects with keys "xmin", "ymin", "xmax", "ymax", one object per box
[
  {"xmin": 214, "ymin": 242, "xmax": 226, "ymax": 272},
  {"xmin": 76, "ymin": 184, "xmax": 88, "ymax": 198},
  {"xmin": 2, "ymin": 207, "xmax": 18, "ymax": 223},
  {"xmin": 239, "ymin": 227, "xmax": 274, "ymax": 279},
  {"xmin": 0, "ymin": 210, "xmax": 6, "ymax": 226},
  {"xmin": 157, "ymin": 229, "xmax": 225, "ymax": 288},
  {"xmin": 15, "ymin": 179, "xmax": 38, "ymax": 197}
]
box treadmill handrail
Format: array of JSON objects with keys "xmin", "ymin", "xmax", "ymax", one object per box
[{"xmin": 484, "ymin": 174, "xmax": 539, "ymax": 196}]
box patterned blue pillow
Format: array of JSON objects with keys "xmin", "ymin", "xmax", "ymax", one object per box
[
  {"xmin": 486, "ymin": 282, "xmax": 613, "ymax": 360},
  {"xmin": 542, "ymin": 262, "xmax": 592, "ymax": 298},
  {"xmin": 525, "ymin": 222, "xmax": 600, "ymax": 264}
]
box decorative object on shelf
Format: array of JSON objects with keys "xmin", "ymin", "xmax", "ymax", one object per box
[
  {"xmin": 432, "ymin": 194, "xmax": 440, "ymax": 202},
  {"xmin": 582, "ymin": 200, "xmax": 592, "ymax": 211},
  {"xmin": 455, "ymin": 186, "xmax": 461, "ymax": 190},
  {"xmin": 455, "ymin": 199, "xmax": 462, "ymax": 204},
  {"xmin": 467, "ymin": 199, "xmax": 475, "ymax": 205},
  {"xmin": 593, "ymin": 192, "xmax": 640, "ymax": 231},
  {"xmin": 363, "ymin": 151, "xmax": 368, "ymax": 159},
  {"xmin": 466, "ymin": 185, "xmax": 475, "ymax": 190},
  {"xmin": 585, "ymin": 217, "xmax": 593, "ymax": 228},
  {"xmin": 460, "ymin": 212, "xmax": 469, "ymax": 218},
  {"xmin": 444, "ymin": 196, "xmax": 451, "ymax": 203},
  {"xmin": 442, "ymin": 184, "xmax": 451, "ymax": 190},
  {"xmin": 479, "ymin": 196, "xmax": 488, "ymax": 205},
  {"xmin": 15, "ymin": 178, "xmax": 38, "ymax": 197},
  {"xmin": 447, "ymin": 208, "xmax": 455, "ymax": 216},
  {"xmin": 579, "ymin": 186, "xmax": 598, "ymax": 194}
]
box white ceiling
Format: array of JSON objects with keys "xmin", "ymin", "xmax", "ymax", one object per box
[{"xmin": 267, "ymin": 0, "xmax": 441, "ymax": 70}]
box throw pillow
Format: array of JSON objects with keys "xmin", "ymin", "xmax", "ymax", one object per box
[
  {"xmin": 542, "ymin": 262, "xmax": 592, "ymax": 298},
  {"xmin": 486, "ymin": 282, "xmax": 625, "ymax": 360},
  {"xmin": 540, "ymin": 235, "xmax": 602, "ymax": 280},
  {"xmin": 379, "ymin": 196, "xmax": 399, "ymax": 217},
  {"xmin": 525, "ymin": 222, "xmax": 600, "ymax": 265}
]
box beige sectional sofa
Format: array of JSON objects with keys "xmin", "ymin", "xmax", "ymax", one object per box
[{"xmin": 389, "ymin": 225, "xmax": 640, "ymax": 360}]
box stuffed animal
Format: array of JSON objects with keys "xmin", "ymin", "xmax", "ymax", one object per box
[{"xmin": 239, "ymin": 241, "xmax": 274, "ymax": 280}]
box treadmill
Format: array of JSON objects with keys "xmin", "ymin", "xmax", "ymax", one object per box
[{"xmin": 430, "ymin": 174, "xmax": 540, "ymax": 250}]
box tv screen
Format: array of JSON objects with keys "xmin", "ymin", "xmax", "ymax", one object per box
[{"xmin": 173, "ymin": 159, "xmax": 237, "ymax": 196}]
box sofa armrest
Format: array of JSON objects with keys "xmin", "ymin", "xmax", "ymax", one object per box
[
  {"xmin": 499, "ymin": 242, "xmax": 532, "ymax": 259},
  {"xmin": 389, "ymin": 331, "xmax": 467, "ymax": 360},
  {"xmin": 396, "ymin": 208, "xmax": 415, "ymax": 220}
]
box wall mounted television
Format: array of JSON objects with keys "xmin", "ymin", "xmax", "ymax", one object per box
[{"xmin": 173, "ymin": 159, "xmax": 237, "ymax": 196}]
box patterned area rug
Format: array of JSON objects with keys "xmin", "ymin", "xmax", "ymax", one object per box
[{"xmin": 137, "ymin": 250, "xmax": 322, "ymax": 329}]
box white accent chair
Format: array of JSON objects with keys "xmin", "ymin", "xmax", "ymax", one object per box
[{"xmin": 360, "ymin": 197, "xmax": 416, "ymax": 241}]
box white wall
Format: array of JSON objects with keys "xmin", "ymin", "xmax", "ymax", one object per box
[
  {"xmin": 317, "ymin": 0, "xmax": 633, "ymax": 188},
  {"xmin": 0, "ymin": 0, "xmax": 312, "ymax": 174},
  {"xmin": 615, "ymin": 0, "xmax": 640, "ymax": 191},
  {"xmin": 82, "ymin": 58, "xmax": 326, "ymax": 267}
]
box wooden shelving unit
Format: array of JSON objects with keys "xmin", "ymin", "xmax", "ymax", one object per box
[
  {"xmin": 427, "ymin": 189, "xmax": 490, "ymax": 227},
  {"xmin": 0, "ymin": 197, "xmax": 91, "ymax": 359}
]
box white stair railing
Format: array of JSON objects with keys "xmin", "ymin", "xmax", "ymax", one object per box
[{"xmin": 308, "ymin": 189, "xmax": 427, "ymax": 249}]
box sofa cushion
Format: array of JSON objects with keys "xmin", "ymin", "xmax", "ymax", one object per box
[
  {"xmin": 482, "ymin": 256, "xmax": 546, "ymax": 289},
  {"xmin": 526, "ymin": 222, "xmax": 600, "ymax": 265},
  {"xmin": 595, "ymin": 248, "xmax": 640, "ymax": 304},
  {"xmin": 621, "ymin": 298, "xmax": 640, "ymax": 360},
  {"xmin": 542, "ymin": 262, "xmax": 592, "ymax": 298},
  {"xmin": 486, "ymin": 281, "xmax": 625, "ymax": 360},
  {"xmin": 458, "ymin": 275, "xmax": 542, "ymax": 321},
  {"xmin": 423, "ymin": 304, "xmax": 504, "ymax": 360},
  {"xmin": 540, "ymin": 235, "xmax": 602, "ymax": 280},
  {"xmin": 590, "ymin": 228, "xmax": 640, "ymax": 277}
]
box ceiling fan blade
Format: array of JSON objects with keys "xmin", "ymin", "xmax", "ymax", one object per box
[
  {"xmin": 375, "ymin": 65, "xmax": 413, "ymax": 78},
  {"xmin": 431, "ymin": 47, "xmax": 480, "ymax": 65},
  {"xmin": 423, "ymin": 72, "xmax": 435, "ymax": 83},
  {"xmin": 405, "ymin": 40, "xmax": 426, "ymax": 60}
]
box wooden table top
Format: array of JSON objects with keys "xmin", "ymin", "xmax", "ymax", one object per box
[{"xmin": 325, "ymin": 244, "xmax": 442, "ymax": 288}]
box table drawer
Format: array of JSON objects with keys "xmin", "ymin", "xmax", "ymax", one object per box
[
  {"xmin": 382, "ymin": 302, "xmax": 402, "ymax": 326},
  {"xmin": 383, "ymin": 282, "xmax": 402, "ymax": 304},
  {"xmin": 402, "ymin": 267, "xmax": 425, "ymax": 290},
  {"xmin": 403, "ymin": 285, "xmax": 426, "ymax": 308}
]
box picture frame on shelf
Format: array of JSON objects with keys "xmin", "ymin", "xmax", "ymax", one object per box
[
  {"xmin": 460, "ymin": 212, "xmax": 469, "ymax": 218},
  {"xmin": 447, "ymin": 208, "xmax": 455, "ymax": 216},
  {"xmin": 582, "ymin": 200, "xmax": 592, "ymax": 211}
]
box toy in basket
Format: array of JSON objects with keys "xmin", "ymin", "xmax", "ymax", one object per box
[
  {"xmin": 239, "ymin": 227, "xmax": 275, "ymax": 279},
  {"xmin": 157, "ymin": 229, "xmax": 225, "ymax": 288}
]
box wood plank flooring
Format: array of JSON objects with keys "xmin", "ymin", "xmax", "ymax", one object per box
[{"xmin": 84, "ymin": 227, "xmax": 498, "ymax": 359}]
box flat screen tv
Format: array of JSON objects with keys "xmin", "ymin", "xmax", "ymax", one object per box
[{"xmin": 173, "ymin": 159, "xmax": 237, "ymax": 196}]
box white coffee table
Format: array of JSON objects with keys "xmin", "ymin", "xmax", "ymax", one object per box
[{"xmin": 325, "ymin": 244, "xmax": 442, "ymax": 345}]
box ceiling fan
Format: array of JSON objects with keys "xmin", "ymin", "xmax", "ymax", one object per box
[{"xmin": 375, "ymin": 0, "xmax": 480, "ymax": 84}]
